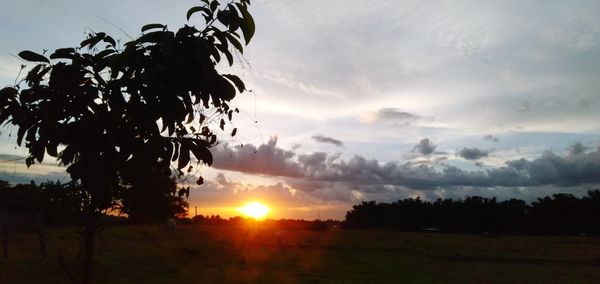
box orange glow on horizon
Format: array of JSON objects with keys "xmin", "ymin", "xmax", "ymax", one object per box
[
  {"xmin": 237, "ymin": 201, "xmax": 270, "ymax": 220},
  {"xmin": 189, "ymin": 202, "xmax": 348, "ymax": 220}
]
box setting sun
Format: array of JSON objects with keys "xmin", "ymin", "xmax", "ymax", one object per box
[{"xmin": 238, "ymin": 201, "xmax": 270, "ymax": 219}]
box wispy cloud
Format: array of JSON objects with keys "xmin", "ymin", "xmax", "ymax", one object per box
[{"xmin": 312, "ymin": 134, "xmax": 344, "ymax": 147}]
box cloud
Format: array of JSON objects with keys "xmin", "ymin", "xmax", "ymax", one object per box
[
  {"xmin": 311, "ymin": 134, "xmax": 344, "ymax": 147},
  {"xmin": 360, "ymin": 108, "xmax": 425, "ymax": 124},
  {"xmin": 202, "ymin": 139, "xmax": 600, "ymax": 218},
  {"xmin": 457, "ymin": 147, "xmax": 489, "ymax": 160},
  {"xmin": 212, "ymin": 136, "xmax": 304, "ymax": 178},
  {"xmin": 188, "ymin": 172, "xmax": 307, "ymax": 207},
  {"xmin": 568, "ymin": 142, "xmax": 588, "ymax": 155},
  {"xmin": 377, "ymin": 108, "xmax": 422, "ymax": 121},
  {"xmin": 0, "ymin": 153, "xmax": 25, "ymax": 162},
  {"xmin": 483, "ymin": 134, "xmax": 499, "ymax": 142},
  {"xmin": 413, "ymin": 138, "xmax": 437, "ymax": 156},
  {"xmin": 212, "ymin": 140, "xmax": 600, "ymax": 190}
]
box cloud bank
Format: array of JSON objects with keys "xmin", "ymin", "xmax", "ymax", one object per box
[{"xmin": 212, "ymin": 138, "xmax": 600, "ymax": 192}]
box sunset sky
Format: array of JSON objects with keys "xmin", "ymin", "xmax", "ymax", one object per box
[{"xmin": 1, "ymin": 0, "xmax": 600, "ymax": 220}]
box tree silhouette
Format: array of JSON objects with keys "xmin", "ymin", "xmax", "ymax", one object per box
[
  {"xmin": 120, "ymin": 168, "xmax": 188, "ymax": 224},
  {"xmin": 344, "ymin": 191, "xmax": 600, "ymax": 235},
  {"xmin": 0, "ymin": 0, "xmax": 254, "ymax": 282}
]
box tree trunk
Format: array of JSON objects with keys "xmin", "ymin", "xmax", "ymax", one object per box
[{"xmin": 82, "ymin": 216, "xmax": 97, "ymax": 284}]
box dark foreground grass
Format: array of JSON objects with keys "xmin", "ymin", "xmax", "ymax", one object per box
[{"xmin": 2, "ymin": 225, "xmax": 600, "ymax": 283}]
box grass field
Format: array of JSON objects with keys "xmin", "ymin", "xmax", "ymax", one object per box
[{"xmin": 2, "ymin": 224, "xmax": 600, "ymax": 283}]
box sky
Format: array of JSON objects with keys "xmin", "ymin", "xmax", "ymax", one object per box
[{"xmin": 1, "ymin": 0, "xmax": 600, "ymax": 220}]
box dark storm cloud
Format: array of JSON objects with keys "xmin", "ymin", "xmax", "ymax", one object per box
[
  {"xmin": 413, "ymin": 138, "xmax": 437, "ymax": 156},
  {"xmin": 457, "ymin": 147, "xmax": 489, "ymax": 160},
  {"xmin": 311, "ymin": 134, "xmax": 344, "ymax": 147},
  {"xmin": 212, "ymin": 140, "xmax": 600, "ymax": 190}
]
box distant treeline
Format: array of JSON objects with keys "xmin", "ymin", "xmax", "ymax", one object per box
[
  {"xmin": 0, "ymin": 179, "xmax": 183, "ymax": 225},
  {"xmin": 189, "ymin": 214, "xmax": 340, "ymax": 230},
  {"xmin": 0, "ymin": 179, "xmax": 340, "ymax": 229},
  {"xmin": 344, "ymin": 190, "xmax": 600, "ymax": 235},
  {"xmin": 0, "ymin": 180, "xmax": 83, "ymax": 225}
]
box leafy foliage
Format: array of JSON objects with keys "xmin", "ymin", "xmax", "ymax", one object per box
[
  {"xmin": 0, "ymin": 1, "xmax": 254, "ymax": 282},
  {"xmin": 0, "ymin": 0, "xmax": 253, "ymax": 215}
]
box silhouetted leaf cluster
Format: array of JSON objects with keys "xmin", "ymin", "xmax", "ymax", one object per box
[
  {"xmin": 344, "ymin": 191, "xmax": 600, "ymax": 235},
  {"xmin": 0, "ymin": 1, "xmax": 253, "ymax": 215},
  {"xmin": 0, "ymin": 1, "xmax": 253, "ymax": 282}
]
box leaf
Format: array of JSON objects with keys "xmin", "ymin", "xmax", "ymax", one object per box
[
  {"xmin": 171, "ymin": 141, "xmax": 179, "ymax": 162},
  {"xmin": 213, "ymin": 30, "xmax": 228, "ymax": 48},
  {"xmin": 103, "ymin": 35, "xmax": 117, "ymax": 47},
  {"xmin": 59, "ymin": 146, "xmax": 77, "ymax": 165},
  {"xmin": 223, "ymin": 74, "xmax": 245, "ymax": 92},
  {"xmin": 17, "ymin": 125, "xmax": 28, "ymax": 146},
  {"xmin": 217, "ymin": 10, "xmax": 230, "ymax": 26},
  {"xmin": 94, "ymin": 49, "xmax": 116, "ymax": 59},
  {"xmin": 163, "ymin": 140, "xmax": 174, "ymax": 161},
  {"xmin": 231, "ymin": 128, "xmax": 237, "ymax": 137},
  {"xmin": 49, "ymin": 48, "xmax": 75, "ymax": 60},
  {"xmin": 137, "ymin": 31, "xmax": 170, "ymax": 44},
  {"xmin": 210, "ymin": 0, "xmax": 219, "ymax": 12},
  {"xmin": 217, "ymin": 44, "xmax": 233, "ymax": 66},
  {"xmin": 227, "ymin": 4, "xmax": 240, "ymax": 32},
  {"xmin": 236, "ymin": 3, "xmax": 255, "ymax": 44},
  {"xmin": 0, "ymin": 87, "xmax": 18, "ymax": 99},
  {"xmin": 33, "ymin": 144, "xmax": 45, "ymax": 163},
  {"xmin": 80, "ymin": 32, "xmax": 106, "ymax": 49},
  {"xmin": 196, "ymin": 176, "xmax": 204, "ymax": 185},
  {"xmin": 25, "ymin": 156, "xmax": 35, "ymax": 167},
  {"xmin": 18, "ymin": 50, "xmax": 50, "ymax": 63},
  {"xmin": 141, "ymin": 23, "xmax": 166, "ymax": 33},
  {"xmin": 66, "ymin": 162, "xmax": 82, "ymax": 179},
  {"xmin": 176, "ymin": 25, "xmax": 199, "ymax": 38},
  {"xmin": 207, "ymin": 43, "xmax": 221, "ymax": 62},
  {"xmin": 46, "ymin": 140, "xmax": 58, "ymax": 157},
  {"xmin": 177, "ymin": 142, "xmax": 190, "ymax": 170},
  {"xmin": 219, "ymin": 118, "xmax": 225, "ymax": 130},
  {"xmin": 225, "ymin": 33, "xmax": 243, "ymax": 53},
  {"xmin": 187, "ymin": 6, "xmax": 204, "ymax": 21},
  {"xmin": 25, "ymin": 64, "xmax": 42, "ymax": 83},
  {"xmin": 190, "ymin": 142, "xmax": 213, "ymax": 165},
  {"xmin": 212, "ymin": 75, "xmax": 236, "ymax": 101}
]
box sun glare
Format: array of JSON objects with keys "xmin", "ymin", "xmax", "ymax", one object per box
[{"xmin": 238, "ymin": 201, "xmax": 270, "ymax": 219}]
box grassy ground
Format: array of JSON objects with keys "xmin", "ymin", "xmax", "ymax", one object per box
[{"xmin": 2, "ymin": 224, "xmax": 600, "ymax": 283}]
